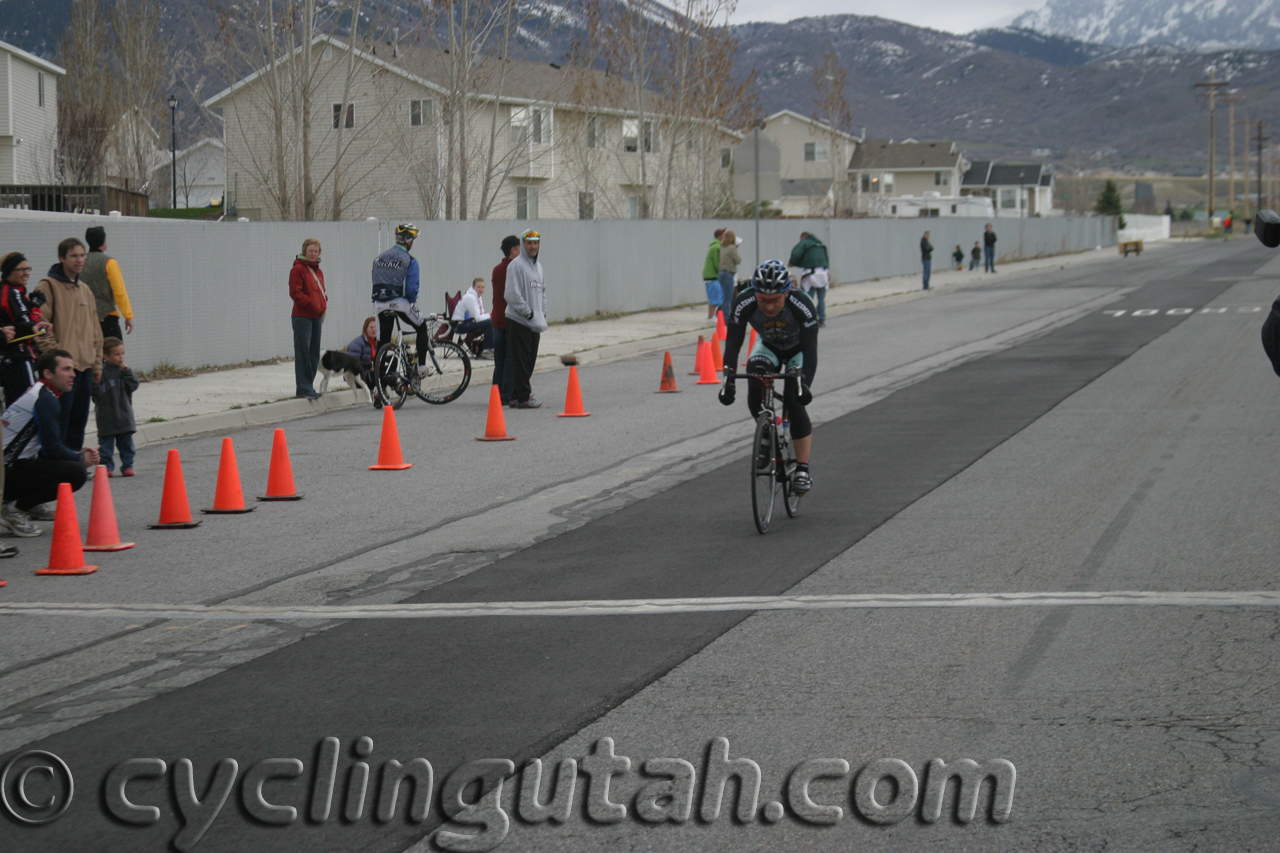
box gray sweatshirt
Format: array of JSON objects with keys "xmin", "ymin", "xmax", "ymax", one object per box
[
  {"xmin": 92, "ymin": 362, "xmax": 139, "ymax": 435},
  {"xmin": 504, "ymin": 243, "xmax": 547, "ymax": 332}
]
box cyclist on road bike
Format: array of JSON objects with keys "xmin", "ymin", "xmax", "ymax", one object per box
[
  {"xmin": 371, "ymin": 223, "xmax": 430, "ymax": 375},
  {"xmin": 718, "ymin": 259, "xmax": 819, "ymax": 494}
]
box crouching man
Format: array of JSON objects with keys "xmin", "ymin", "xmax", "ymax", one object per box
[{"xmin": 1, "ymin": 349, "xmax": 100, "ymax": 536}]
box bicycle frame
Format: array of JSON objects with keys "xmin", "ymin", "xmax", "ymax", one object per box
[{"xmin": 731, "ymin": 370, "xmax": 802, "ymax": 532}]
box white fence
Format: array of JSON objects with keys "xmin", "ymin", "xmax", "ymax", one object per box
[
  {"xmin": 0, "ymin": 215, "xmax": 1115, "ymax": 372},
  {"xmin": 1117, "ymin": 214, "xmax": 1171, "ymax": 244}
]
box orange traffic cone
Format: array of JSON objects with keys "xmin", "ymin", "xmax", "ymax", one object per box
[
  {"xmin": 655, "ymin": 351, "xmax": 680, "ymax": 393},
  {"xmin": 558, "ymin": 365, "xmax": 591, "ymax": 417},
  {"xmin": 477, "ymin": 384, "xmax": 516, "ymax": 441},
  {"xmin": 709, "ymin": 335, "xmax": 725, "ymax": 373},
  {"xmin": 203, "ymin": 438, "xmax": 255, "ymax": 513},
  {"xmin": 149, "ymin": 449, "xmax": 201, "ymax": 528},
  {"xmin": 369, "ymin": 406, "xmax": 413, "ymax": 469},
  {"xmin": 715, "ymin": 310, "xmax": 727, "ymax": 342},
  {"xmin": 36, "ymin": 483, "xmax": 98, "ymax": 574},
  {"xmin": 259, "ymin": 428, "xmax": 303, "ymax": 499},
  {"xmin": 688, "ymin": 335, "xmax": 705, "ymax": 375},
  {"xmin": 695, "ymin": 340, "xmax": 720, "ymax": 385},
  {"xmin": 83, "ymin": 465, "xmax": 135, "ymax": 551},
  {"xmin": 742, "ymin": 328, "xmax": 756, "ymax": 366}
]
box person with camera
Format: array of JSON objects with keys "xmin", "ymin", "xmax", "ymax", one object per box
[{"xmin": 0, "ymin": 252, "xmax": 53, "ymax": 408}]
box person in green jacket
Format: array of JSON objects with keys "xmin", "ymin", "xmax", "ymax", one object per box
[
  {"xmin": 702, "ymin": 227, "xmax": 725, "ymax": 321},
  {"xmin": 788, "ymin": 231, "xmax": 830, "ymax": 326}
]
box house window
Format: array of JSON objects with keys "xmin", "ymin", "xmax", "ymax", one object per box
[
  {"xmin": 951, "ymin": 204, "xmax": 957, "ymax": 214},
  {"xmin": 511, "ymin": 107, "xmax": 548, "ymax": 144},
  {"xmin": 628, "ymin": 195, "xmax": 648, "ymax": 219},
  {"xmin": 803, "ymin": 141, "xmax": 828, "ymax": 162},
  {"xmin": 37, "ymin": 72, "xmax": 45, "ymax": 108},
  {"xmin": 934, "ymin": 171, "xmax": 949, "ymax": 186},
  {"xmin": 586, "ymin": 115, "xmax": 604, "ymax": 149},
  {"xmin": 890, "ymin": 204, "xmax": 897, "ymax": 215},
  {"xmin": 516, "ymin": 185, "xmax": 539, "ymax": 220},
  {"xmin": 721, "ymin": 149, "xmax": 731, "ymax": 169},
  {"xmin": 410, "ymin": 99, "xmax": 433, "ymax": 126},
  {"xmin": 861, "ymin": 174, "xmax": 871, "ymax": 193},
  {"xmin": 332, "ymin": 103, "xmax": 354, "ymax": 129},
  {"xmin": 622, "ymin": 119, "xmax": 655, "ymax": 153},
  {"xmin": 882, "ymin": 173, "xmax": 894, "ymax": 194},
  {"xmin": 578, "ymin": 191, "xmax": 594, "ymax": 220},
  {"xmin": 1001, "ymin": 188, "xmax": 1017, "ymax": 209}
]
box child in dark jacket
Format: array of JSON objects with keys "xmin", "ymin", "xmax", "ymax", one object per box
[
  {"xmin": 92, "ymin": 337, "xmax": 138, "ymax": 476},
  {"xmin": 953, "ymin": 245, "xmax": 964, "ymax": 270},
  {"xmin": 970, "ymin": 241, "xmax": 982, "ymax": 270}
]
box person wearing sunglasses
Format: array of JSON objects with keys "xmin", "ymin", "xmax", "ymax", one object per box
[{"xmin": 0, "ymin": 252, "xmax": 53, "ymax": 409}]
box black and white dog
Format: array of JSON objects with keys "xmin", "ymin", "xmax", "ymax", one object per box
[{"xmin": 318, "ymin": 350, "xmax": 372, "ymax": 402}]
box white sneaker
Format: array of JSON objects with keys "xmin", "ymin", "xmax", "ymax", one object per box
[
  {"xmin": 1, "ymin": 502, "xmax": 43, "ymax": 537},
  {"xmin": 27, "ymin": 503, "xmax": 56, "ymax": 521}
]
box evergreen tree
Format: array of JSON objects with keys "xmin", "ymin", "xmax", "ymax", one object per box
[
  {"xmin": 1095, "ymin": 179, "xmax": 1125, "ymax": 229},
  {"xmin": 1164, "ymin": 199, "xmax": 1174, "ymax": 218}
]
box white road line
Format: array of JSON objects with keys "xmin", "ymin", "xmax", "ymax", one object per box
[{"xmin": 0, "ymin": 591, "xmax": 1276, "ymax": 621}]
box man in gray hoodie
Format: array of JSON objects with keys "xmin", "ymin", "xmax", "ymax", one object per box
[{"xmin": 503, "ymin": 229, "xmax": 547, "ymax": 408}]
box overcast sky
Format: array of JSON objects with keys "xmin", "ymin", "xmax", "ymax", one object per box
[{"xmin": 729, "ymin": 0, "xmax": 1040, "ymax": 37}]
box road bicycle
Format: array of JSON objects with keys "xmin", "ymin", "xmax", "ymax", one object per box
[
  {"xmin": 730, "ymin": 370, "xmax": 803, "ymax": 534},
  {"xmin": 373, "ymin": 311, "xmax": 471, "ymax": 409}
]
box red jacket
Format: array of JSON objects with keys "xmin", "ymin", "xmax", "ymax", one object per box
[
  {"xmin": 491, "ymin": 256, "xmax": 513, "ymax": 329},
  {"xmin": 289, "ymin": 256, "xmax": 327, "ymax": 319}
]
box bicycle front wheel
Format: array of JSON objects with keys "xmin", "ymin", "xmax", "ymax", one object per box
[
  {"xmin": 415, "ymin": 340, "xmax": 472, "ymax": 404},
  {"xmin": 751, "ymin": 416, "xmax": 777, "ymax": 534},
  {"xmin": 374, "ymin": 343, "xmax": 409, "ymax": 410},
  {"xmin": 781, "ymin": 431, "xmax": 801, "ymax": 518}
]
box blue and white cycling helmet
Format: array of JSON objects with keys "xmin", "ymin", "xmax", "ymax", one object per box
[{"xmin": 751, "ymin": 259, "xmax": 791, "ymax": 294}]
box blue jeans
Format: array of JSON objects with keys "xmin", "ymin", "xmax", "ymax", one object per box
[
  {"xmin": 292, "ymin": 316, "xmax": 323, "ymax": 395},
  {"xmin": 100, "ymin": 432, "xmax": 136, "ymax": 472},
  {"xmin": 969, "ymin": 258, "xmax": 979, "ymax": 270},
  {"xmin": 984, "ymin": 245, "xmax": 996, "ymax": 272},
  {"xmin": 61, "ymin": 368, "xmax": 93, "ymax": 451},
  {"xmin": 922, "ymin": 259, "xmax": 931, "ymax": 290},
  {"xmin": 718, "ymin": 271, "xmax": 736, "ymax": 320}
]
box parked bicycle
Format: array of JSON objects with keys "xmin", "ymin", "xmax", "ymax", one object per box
[
  {"xmin": 728, "ymin": 370, "xmax": 803, "ymax": 533},
  {"xmin": 373, "ymin": 311, "xmax": 471, "ymax": 409}
]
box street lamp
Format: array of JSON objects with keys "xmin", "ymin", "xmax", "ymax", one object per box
[{"xmin": 168, "ymin": 95, "xmax": 178, "ymax": 209}]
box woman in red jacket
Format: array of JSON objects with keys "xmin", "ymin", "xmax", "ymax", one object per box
[{"xmin": 289, "ymin": 238, "xmax": 327, "ymax": 398}]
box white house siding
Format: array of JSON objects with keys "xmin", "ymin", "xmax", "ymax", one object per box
[{"xmin": 8, "ymin": 57, "xmax": 57, "ymax": 183}]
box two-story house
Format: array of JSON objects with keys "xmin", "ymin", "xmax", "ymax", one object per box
[
  {"xmin": 847, "ymin": 139, "xmax": 976, "ymax": 217},
  {"xmin": 0, "ymin": 40, "xmax": 62, "ymax": 184},
  {"xmin": 757, "ymin": 110, "xmax": 859, "ymax": 217},
  {"xmin": 204, "ymin": 35, "xmax": 736, "ymax": 221}
]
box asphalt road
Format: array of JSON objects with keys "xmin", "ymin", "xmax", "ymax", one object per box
[{"xmin": 2, "ymin": 239, "xmax": 1278, "ymax": 852}]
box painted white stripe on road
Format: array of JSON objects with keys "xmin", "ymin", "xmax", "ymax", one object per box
[{"xmin": 0, "ymin": 591, "xmax": 1276, "ymax": 621}]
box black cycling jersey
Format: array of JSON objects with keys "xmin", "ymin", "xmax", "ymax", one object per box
[{"xmin": 722, "ymin": 288, "xmax": 819, "ymax": 387}]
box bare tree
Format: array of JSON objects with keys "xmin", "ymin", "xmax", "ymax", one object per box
[
  {"xmin": 108, "ymin": 0, "xmax": 168, "ymax": 191},
  {"xmin": 812, "ymin": 49, "xmax": 852, "ymax": 217},
  {"xmin": 57, "ymin": 0, "xmax": 115, "ymax": 184}
]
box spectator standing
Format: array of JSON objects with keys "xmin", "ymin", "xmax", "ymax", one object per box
[
  {"xmin": 970, "ymin": 241, "xmax": 981, "ymax": 270},
  {"xmin": 788, "ymin": 231, "xmax": 831, "ymax": 326},
  {"xmin": 2, "ymin": 350, "xmax": 100, "ymax": 537},
  {"xmin": 718, "ymin": 230, "xmax": 741, "ymax": 323},
  {"xmin": 920, "ymin": 231, "xmax": 933, "ymax": 290},
  {"xmin": 82, "ymin": 226, "xmax": 136, "ymax": 340},
  {"xmin": 491, "ymin": 235, "xmax": 520, "ymax": 404},
  {"xmin": 504, "ymin": 229, "xmax": 547, "ymax": 409},
  {"xmin": 0, "ymin": 252, "xmax": 52, "ymax": 407},
  {"xmin": 92, "ymin": 337, "xmax": 137, "ymax": 476},
  {"xmin": 34, "ymin": 237, "xmax": 102, "ymax": 453},
  {"xmin": 983, "ymin": 223, "xmax": 997, "ymax": 272},
  {"xmin": 452, "ymin": 277, "xmax": 494, "ymax": 356},
  {"xmin": 953, "ymin": 244, "xmax": 964, "ymax": 270},
  {"xmin": 289, "ymin": 237, "xmax": 327, "ymax": 399},
  {"xmin": 702, "ymin": 227, "xmax": 725, "ymax": 322}
]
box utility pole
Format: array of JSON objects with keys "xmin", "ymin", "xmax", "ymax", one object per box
[
  {"xmin": 1224, "ymin": 91, "xmax": 1240, "ymax": 216},
  {"xmin": 1242, "ymin": 112, "xmax": 1251, "ymax": 218},
  {"xmin": 1195, "ymin": 69, "xmax": 1229, "ymax": 221},
  {"xmin": 1255, "ymin": 121, "xmax": 1268, "ymax": 212}
]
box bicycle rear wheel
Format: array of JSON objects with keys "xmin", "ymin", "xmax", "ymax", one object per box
[
  {"xmin": 415, "ymin": 340, "xmax": 472, "ymax": 404},
  {"xmin": 374, "ymin": 343, "xmax": 409, "ymax": 410},
  {"xmin": 751, "ymin": 416, "xmax": 777, "ymax": 534},
  {"xmin": 781, "ymin": 431, "xmax": 801, "ymax": 518}
]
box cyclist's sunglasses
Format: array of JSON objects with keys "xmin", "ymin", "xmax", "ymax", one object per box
[{"xmin": 522, "ymin": 231, "xmax": 541, "ymax": 242}]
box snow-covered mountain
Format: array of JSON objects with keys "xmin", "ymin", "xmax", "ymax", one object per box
[{"xmin": 1012, "ymin": 0, "xmax": 1280, "ymax": 51}]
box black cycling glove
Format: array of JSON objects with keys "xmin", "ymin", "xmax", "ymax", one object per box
[{"xmin": 718, "ymin": 373, "xmax": 736, "ymax": 406}]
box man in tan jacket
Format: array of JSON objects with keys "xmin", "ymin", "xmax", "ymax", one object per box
[{"xmin": 36, "ymin": 237, "xmax": 103, "ymax": 453}]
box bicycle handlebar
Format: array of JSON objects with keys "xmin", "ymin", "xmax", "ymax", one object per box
[{"xmin": 724, "ymin": 369, "xmax": 802, "ymax": 384}]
